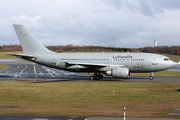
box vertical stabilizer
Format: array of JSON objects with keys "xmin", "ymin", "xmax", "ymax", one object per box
[{"xmin": 13, "ymin": 24, "xmax": 54, "ymax": 54}]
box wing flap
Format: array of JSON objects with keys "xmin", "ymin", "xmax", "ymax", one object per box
[{"xmin": 65, "ymin": 61, "xmax": 124, "ymax": 67}]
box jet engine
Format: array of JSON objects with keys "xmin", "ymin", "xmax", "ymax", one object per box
[{"xmin": 105, "ymin": 67, "xmax": 129, "ymax": 79}]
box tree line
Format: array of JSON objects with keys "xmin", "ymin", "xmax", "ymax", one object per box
[
  {"xmin": 139, "ymin": 46, "xmax": 180, "ymax": 55},
  {"xmin": 0, "ymin": 44, "xmax": 179, "ymax": 55},
  {"xmin": 0, "ymin": 44, "xmax": 131, "ymax": 53},
  {"xmin": 47, "ymin": 44, "xmax": 131, "ymax": 52}
]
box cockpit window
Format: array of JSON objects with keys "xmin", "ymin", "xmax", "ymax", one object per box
[{"xmin": 164, "ymin": 58, "xmax": 170, "ymax": 61}]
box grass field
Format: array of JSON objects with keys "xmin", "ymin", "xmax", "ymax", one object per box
[
  {"xmin": 0, "ymin": 81, "xmax": 180, "ymax": 118},
  {"xmin": 0, "ymin": 64, "xmax": 8, "ymax": 69}
]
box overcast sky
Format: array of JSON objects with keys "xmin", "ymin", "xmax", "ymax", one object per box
[{"xmin": 0, "ymin": 0, "xmax": 180, "ymax": 48}]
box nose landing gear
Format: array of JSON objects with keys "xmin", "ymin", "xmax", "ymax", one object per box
[{"xmin": 149, "ymin": 72, "xmax": 154, "ymax": 80}]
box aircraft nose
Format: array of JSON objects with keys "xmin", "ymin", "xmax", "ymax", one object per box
[
  {"xmin": 162, "ymin": 60, "xmax": 177, "ymax": 70},
  {"xmin": 169, "ymin": 61, "xmax": 176, "ymax": 68}
]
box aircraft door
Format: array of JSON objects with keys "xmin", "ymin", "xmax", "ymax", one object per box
[
  {"xmin": 151, "ymin": 56, "xmax": 158, "ymax": 71},
  {"xmin": 51, "ymin": 55, "xmax": 57, "ymax": 64},
  {"xmin": 152, "ymin": 56, "xmax": 158, "ymax": 65},
  {"xmin": 111, "ymin": 58, "xmax": 113, "ymax": 64}
]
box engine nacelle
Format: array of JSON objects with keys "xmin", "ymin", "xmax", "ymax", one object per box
[{"xmin": 105, "ymin": 67, "xmax": 129, "ymax": 79}]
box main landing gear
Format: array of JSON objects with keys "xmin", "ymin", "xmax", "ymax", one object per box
[
  {"xmin": 89, "ymin": 75, "xmax": 103, "ymax": 80},
  {"xmin": 89, "ymin": 71, "xmax": 103, "ymax": 80},
  {"xmin": 149, "ymin": 72, "xmax": 154, "ymax": 80}
]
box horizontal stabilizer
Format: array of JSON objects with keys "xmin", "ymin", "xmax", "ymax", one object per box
[{"xmin": 7, "ymin": 53, "xmax": 37, "ymax": 61}]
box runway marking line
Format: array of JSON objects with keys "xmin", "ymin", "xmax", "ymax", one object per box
[
  {"xmin": 20, "ymin": 65, "xmax": 27, "ymax": 74},
  {"xmin": 5, "ymin": 64, "xmax": 19, "ymax": 74},
  {"xmin": 33, "ymin": 63, "xmax": 36, "ymax": 74}
]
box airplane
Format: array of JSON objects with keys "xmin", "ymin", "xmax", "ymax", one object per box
[{"xmin": 9, "ymin": 24, "xmax": 176, "ymax": 80}]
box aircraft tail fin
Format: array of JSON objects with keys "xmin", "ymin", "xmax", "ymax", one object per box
[{"xmin": 13, "ymin": 24, "xmax": 54, "ymax": 54}]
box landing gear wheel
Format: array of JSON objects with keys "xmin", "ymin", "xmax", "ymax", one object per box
[
  {"xmin": 149, "ymin": 76, "xmax": 153, "ymax": 80},
  {"xmin": 99, "ymin": 75, "xmax": 103, "ymax": 79},
  {"xmin": 149, "ymin": 72, "xmax": 154, "ymax": 80},
  {"xmin": 90, "ymin": 71, "xmax": 103, "ymax": 80},
  {"xmin": 89, "ymin": 76, "xmax": 94, "ymax": 80},
  {"xmin": 95, "ymin": 76, "xmax": 100, "ymax": 80}
]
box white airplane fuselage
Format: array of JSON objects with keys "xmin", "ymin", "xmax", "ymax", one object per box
[
  {"xmin": 11, "ymin": 24, "xmax": 176, "ymax": 80},
  {"xmin": 33, "ymin": 52, "xmax": 175, "ymax": 72}
]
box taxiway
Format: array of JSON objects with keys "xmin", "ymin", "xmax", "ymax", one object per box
[{"xmin": 0, "ymin": 59, "xmax": 179, "ymax": 83}]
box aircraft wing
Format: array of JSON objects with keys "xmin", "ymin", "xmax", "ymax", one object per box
[{"xmin": 65, "ymin": 61, "xmax": 125, "ymax": 67}]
